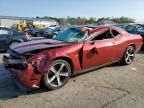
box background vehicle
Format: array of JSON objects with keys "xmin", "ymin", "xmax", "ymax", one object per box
[
  {"xmin": 0, "ymin": 27, "xmax": 28, "ymax": 51},
  {"xmin": 25, "ymin": 28, "xmax": 52, "ymax": 37},
  {"xmin": 48, "ymin": 25, "xmax": 58, "ymax": 29},
  {"xmin": 137, "ymin": 24, "xmax": 144, "ymax": 28},
  {"xmin": 44, "ymin": 26, "xmax": 68, "ymax": 38},
  {"xmin": 3, "ymin": 26, "xmax": 143, "ymax": 90},
  {"xmin": 25, "ymin": 28, "xmax": 39, "ymax": 37},
  {"xmin": 116, "ymin": 24, "xmax": 129, "ymax": 29},
  {"xmin": 124, "ymin": 24, "xmax": 144, "ymax": 37},
  {"xmin": 94, "ymin": 20, "xmax": 116, "ymax": 26},
  {"xmin": 118, "ymin": 24, "xmax": 144, "ymax": 48}
]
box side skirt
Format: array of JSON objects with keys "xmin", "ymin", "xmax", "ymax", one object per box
[{"xmin": 72, "ymin": 60, "xmax": 120, "ymax": 77}]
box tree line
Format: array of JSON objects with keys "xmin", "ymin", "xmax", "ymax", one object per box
[{"xmin": 36, "ymin": 16, "xmax": 135, "ymax": 25}]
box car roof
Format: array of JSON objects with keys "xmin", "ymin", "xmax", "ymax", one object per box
[{"xmin": 89, "ymin": 25, "xmax": 128, "ymax": 35}]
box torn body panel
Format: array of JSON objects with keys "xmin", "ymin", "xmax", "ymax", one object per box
[
  {"xmin": 4, "ymin": 41, "xmax": 84, "ymax": 88},
  {"xmin": 3, "ymin": 55, "xmax": 41, "ymax": 88}
]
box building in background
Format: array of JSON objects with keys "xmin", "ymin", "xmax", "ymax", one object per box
[{"xmin": 0, "ymin": 16, "xmax": 58, "ymax": 28}]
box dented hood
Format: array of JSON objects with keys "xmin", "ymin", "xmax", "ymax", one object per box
[{"xmin": 10, "ymin": 39, "xmax": 70, "ymax": 54}]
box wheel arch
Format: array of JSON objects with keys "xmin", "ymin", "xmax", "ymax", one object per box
[
  {"xmin": 128, "ymin": 44, "xmax": 136, "ymax": 50},
  {"xmin": 120, "ymin": 43, "xmax": 136, "ymax": 63}
]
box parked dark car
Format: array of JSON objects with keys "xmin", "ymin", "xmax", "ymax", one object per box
[
  {"xmin": 0, "ymin": 27, "xmax": 28, "ymax": 51},
  {"xmin": 117, "ymin": 24, "xmax": 144, "ymax": 48},
  {"xmin": 124, "ymin": 25, "xmax": 144, "ymax": 36},
  {"xmin": 25, "ymin": 28, "xmax": 39, "ymax": 37},
  {"xmin": 26, "ymin": 28, "xmax": 53, "ymax": 37},
  {"xmin": 44, "ymin": 26, "xmax": 68, "ymax": 39},
  {"xmin": 37, "ymin": 27, "xmax": 53, "ymax": 36},
  {"xmin": 95, "ymin": 20, "xmax": 116, "ymax": 26},
  {"xmin": 137, "ymin": 24, "xmax": 144, "ymax": 28},
  {"xmin": 116, "ymin": 24, "xmax": 144, "ymax": 37},
  {"xmin": 116, "ymin": 24, "xmax": 129, "ymax": 29}
]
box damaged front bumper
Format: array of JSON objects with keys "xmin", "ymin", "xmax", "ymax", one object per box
[{"xmin": 3, "ymin": 55, "xmax": 42, "ymax": 89}]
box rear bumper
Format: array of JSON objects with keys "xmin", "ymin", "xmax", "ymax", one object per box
[{"xmin": 3, "ymin": 55, "xmax": 42, "ymax": 89}]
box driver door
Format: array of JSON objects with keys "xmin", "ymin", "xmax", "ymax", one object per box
[{"xmin": 82, "ymin": 30, "xmax": 117, "ymax": 69}]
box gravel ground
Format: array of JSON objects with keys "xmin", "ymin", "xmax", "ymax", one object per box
[{"xmin": 0, "ymin": 51, "xmax": 144, "ymax": 108}]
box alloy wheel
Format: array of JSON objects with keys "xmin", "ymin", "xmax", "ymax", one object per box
[
  {"xmin": 47, "ymin": 62, "xmax": 70, "ymax": 88},
  {"xmin": 125, "ymin": 46, "xmax": 135, "ymax": 64}
]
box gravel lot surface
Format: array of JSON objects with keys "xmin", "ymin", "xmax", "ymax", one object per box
[{"xmin": 0, "ymin": 51, "xmax": 144, "ymax": 108}]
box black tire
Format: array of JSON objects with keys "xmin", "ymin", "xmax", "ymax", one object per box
[
  {"xmin": 9, "ymin": 41, "xmax": 21, "ymax": 48},
  {"xmin": 43, "ymin": 60, "xmax": 71, "ymax": 90},
  {"xmin": 120, "ymin": 46, "xmax": 135, "ymax": 65},
  {"xmin": 141, "ymin": 44, "xmax": 144, "ymax": 50}
]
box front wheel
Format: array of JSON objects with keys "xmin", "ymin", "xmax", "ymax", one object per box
[
  {"xmin": 120, "ymin": 46, "xmax": 135, "ymax": 65},
  {"xmin": 43, "ymin": 60, "xmax": 71, "ymax": 90}
]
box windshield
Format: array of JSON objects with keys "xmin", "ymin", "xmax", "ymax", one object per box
[{"xmin": 54, "ymin": 28, "xmax": 87, "ymax": 42}]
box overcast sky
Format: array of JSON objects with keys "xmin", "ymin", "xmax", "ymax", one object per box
[{"xmin": 0, "ymin": 0, "xmax": 144, "ymax": 22}]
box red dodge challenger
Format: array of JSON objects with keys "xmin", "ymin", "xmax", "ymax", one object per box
[{"xmin": 3, "ymin": 26, "xmax": 143, "ymax": 90}]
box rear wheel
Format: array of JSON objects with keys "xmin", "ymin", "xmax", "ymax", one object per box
[
  {"xmin": 120, "ymin": 46, "xmax": 135, "ymax": 65},
  {"xmin": 43, "ymin": 60, "xmax": 71, "ymax": 90}
]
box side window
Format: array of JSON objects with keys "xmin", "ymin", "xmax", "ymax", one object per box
[
  {"xmin": 111, "ymin": 29, "xmax": 120, "ymax": 37},
  {"xmin": 0, "ymin": 29, "xmax": 13, "ymax": 35},
  {"xmin": 92, "ymin": 30, "xmax": 113, "ymax": 41}
]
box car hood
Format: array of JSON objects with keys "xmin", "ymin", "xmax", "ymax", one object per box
[{"xmin": 10, "ymin": 39, "xmax": 70, "ymax": 54}]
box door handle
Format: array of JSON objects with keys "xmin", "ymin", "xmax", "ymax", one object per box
[{"xmin": 91, "ymin": 47, "xmax": 98, "ymax": 54}]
